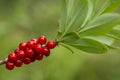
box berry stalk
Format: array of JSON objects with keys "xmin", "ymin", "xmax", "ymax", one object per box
[{"xmin": 0, "ymin": 58, "xmax": 8, "ymax": 65}]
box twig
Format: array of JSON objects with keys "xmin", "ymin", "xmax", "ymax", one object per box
[{"xmin": 0, "ymin": 58, "xmax": 8, "ymax": 65}]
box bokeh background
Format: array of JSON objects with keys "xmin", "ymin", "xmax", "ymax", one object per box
[{"xmin": 0, "ymin": 0, "xmax": 120, "ymax": 80}]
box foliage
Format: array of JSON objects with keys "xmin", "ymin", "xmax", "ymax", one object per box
[{"xmin": 57, "ymin": 0, "xmax": 120, "ymax": 54}]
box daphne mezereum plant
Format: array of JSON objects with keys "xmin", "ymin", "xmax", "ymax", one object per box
[{"xmin": 0, "ymin": 0, "xmax": 120, "ymax": 70}]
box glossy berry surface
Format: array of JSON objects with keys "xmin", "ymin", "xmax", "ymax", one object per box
[
  {"xmin": 34, "ymin": 45, "xmax": 43, "ymax": 54},
  {"xmin": 46, "ymin": 40, "xmax": 56, "ymax": 49},
  {"xmin": 23, "ymin": 58, "xmax": 31, "ymax": 64},
  {"xmin": 25, "ymin": 48, "xmax": 34, "ymax": 57},
  {"xmin": 6, "ymin": 62, "xmax": 14, "ymax": 70},
  {"xmin": 16, "ymin": 50, "xmax": 25, "ymax": 59},
  {"xmin": 30, "ymin": 38, "xmax": 38, "ymax": 45},
  {"xmin": 14, "ymin": 60, "xmax": 23, "ymax": 67},
  {"xmin": 35, "ymin": 54, "xmax": 43, "ymax": 61},
  {"xmin": 14, "ymin": 48, "xmax": 20, "ymax": 54},
  {"xmin": 42, "ymin": 47, "xmax": 50, "ymax": 56},
  {"xmin": 38, "ymin": 36, "xmax": 47, "ymax": 44},
  {"xmin": 8, "ymin": 53, "xmax": 17, "ymax": 62},
  {"xmin": 26, "ymin": 41, "xmax": 35, "ymax": 48},
  {"xmin": 19, "ymin": 42, "xmax": 26, "ymax": 50}
]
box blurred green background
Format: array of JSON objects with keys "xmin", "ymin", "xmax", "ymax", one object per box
[{"xmin": 0, "ymin": 0, "xmax": 120, "ymax": 80}]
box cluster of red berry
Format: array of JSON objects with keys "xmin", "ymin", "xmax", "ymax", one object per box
[{"xmin": 5, "ymin": 36, "xmax": 57, "ymax": 70}]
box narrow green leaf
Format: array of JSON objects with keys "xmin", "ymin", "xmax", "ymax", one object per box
[
  {"xmin": 82, "ymin": 36, "xmax": 114, "ymax": 45},
  {"xmin": 94, "ymin": 0, "xmax": 110, "ymax": 17},
  {"xmin": 59, "ymin": 0, "xmax": 67, "ymax": 32},
  {"xmin": 59, "ymin": 0, "xmax": 88, "ymax": 36},
  {"xmin": 103, "ymin": 0, "xmax": 120, "ymax": 13},
  {"xmin": 81, "ymin": 36, "xmax": 120, "ymax": 50},
  {"xmin": 106, "ymin": 34, "xmax": 120, "ymax": 41},
  {"xmin": 79, "ymin": 13, "xmax": 120, "ymax": 36},
  {"xmin": 93, "ymin": 0, "xmax": 120, "ymax": 17},
  {"xmin": 59, "ymin": 31, "xmax": 80, "ymax": 43},
  {"xmin": 63, "ymin": 37, "xmax": 109, "ymax": 54},
  {"xmin": 106, "ymin": 26, "xmax": 120, "ymax": 41},
  {"xmin": 80, "ymin": 0, "xmax": 94, "ymax": 28},
  {"xmin": 56, "ymin": 30, "xmax": 62, "ymax": 40},
  {"xmin": 106, "ymin": 45, "xmax": 120, "ymax": 49}
]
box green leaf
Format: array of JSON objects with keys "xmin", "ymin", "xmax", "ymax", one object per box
[
  {"xmin": 63, "ymin": 37, "xmax": 109, "ymax": 54},
  {"xmin": 59, "ymin": 0, "xmax": 88, "ymax": 34},
  {"xmin": 59, "ymin": 31, "xmax": 80, "ymax": 43},
  {"xmin": 106, "ymin": 45, "xmax": 120, "ymax": 49},
  {"xmin": 82, "ymin": 36, "xmax": 114, "ymax": 45},
  {"xmin": 65, "ymin": 0, "xmax": 87, "ymax": 33},
  {"xmin": 106, "ymin": 26, "xmax": 120, "ymax": 41},
  {"xmin": 56, "ymin": 30, "xmax": 62, "ymax": 40},
  {"xmin": 93, "ymin": 0, "xmax": 120, "ymax": 17},
  {"xmin": 80, "ymin": 0, "xmax": 94, "ymax": 28},
  {"xmin": 106, "ymin": 34, "xmax": 120, "ymax": 41},
  {"xmin": 59, "ymin": 0, "xmax": 67, "ymax": 32},
  {"xmin": 93, "ymin": 0, "xmax": 111, "ymax": 17},
  {"xmin": 79, "ymin": 13, "xmax": 120, "ymax": 36},
  {"xmin": 103, "ymin": 0, "xmax": 120, "ymax": 13},
  {"xmin": 81, "ymin": 36, "xmax": 120, "ymax": 50}
]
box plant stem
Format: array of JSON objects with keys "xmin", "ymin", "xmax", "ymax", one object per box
[{"xmin": 0, "ymin": 58, "xmax": 8, "ymax": 65}]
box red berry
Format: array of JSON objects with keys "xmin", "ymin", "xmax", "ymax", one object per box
[
  {"xmin": 6, "ymin": 62, "xmax": 14, "ymax": 70},
  {"xmin": 14, "ymin": 48, "xmax": 20, "ymax": 54},
  {"xmin": 25, "ymin": 48, "xmax": 34, "ymax": 57},
  {"xmin": 46, "ymin": 40, "xmax": 56, "ymax": 49},
  {"xmin": 19, "ymin": 42, "xmax": 26, "ymax": 50},
  {"xmin": 26, "ymin": 41, "xmax": 35, "ymax": 48},
  {"xmin": 30, "ymin": 56, "xmax": 36, "ymax": 62},
  {"xmin": 23, "ymin": 58, "xmax": 31, "ymax": 64},
  {"xmin": 34, "ymin": 45, "xmax": 43, "ymax": 54},
  {"xmin": 42, "ymin": 47, "xmax": 50, "ymax": 56},
  {"xmin": 35, "ymin": 54, "xmax": 43, "ymax": 61},
  {"xmin": 30, "ymin": 38, "xmax": 38, "ymax": 45},
  {"xmin": 8, "ymin": 53, "xmax": 17, "ymax": 62},
  {"xmin": 38, "ymin": 36, "xmax": 47, "ymax": 44},
  {"xmin": 16, "ymin": 50, "xmax": 25, "ymax": 59},
  {"xmin": 14, "ymin": 60, "xmax": 23, "ymax": 67}
]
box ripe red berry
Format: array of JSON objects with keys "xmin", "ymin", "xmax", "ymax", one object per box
[
  {"xmin": 19, "ymin": 42, "xmax": 26, "ymax": 50},
  {"xmin": 38, "ymin": 36, "xmax": 47, "ymax": 44},
  {"xmin": 14, "ymin": 48, "xmax": 20, "ymax": 54},
  {"xmin": 26, "ymin": 41, "xmax": 35, "ymax": 48},
  {"xmin": 30, "ymin": 38, "xmax": 38, "ymax": 45},
  {"xmin": 42, "ymin": 47, "xmax": 50, "ymax": 56},
  {"xmin": 34, "ymin": 45, "xmax": 43, "ymax": 54},
  {"xmin": 30, "ymin": 56, "xmax": 36, "ymax": 62},
  {"xmin": 35, "ymin": 54, "xmax": 43, "ymax": 61},
  {"xmin": 16, "ymin": 50, "xmax": 25, "ymax": 59},
  {"xmin": 46, "ymin": 40, "xmax": 56, "ymax": 49},
  {"xmin": 25, "ymin": 48, "xmax": 34, "ymax": 57},
  {"xmin": 14, "ymin": 60, "xmax": 23, "ymax": 67},
  {"xmin": 8, "ymin": 53, "xmax": 17, "ymax": 62},
  {"xmin": 23, "ymin": 58, "xmax": 31, "ymax": 64},
  {"xmin": 6, "ymin": 62, "xmax": 14, "ymax": 70}
]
